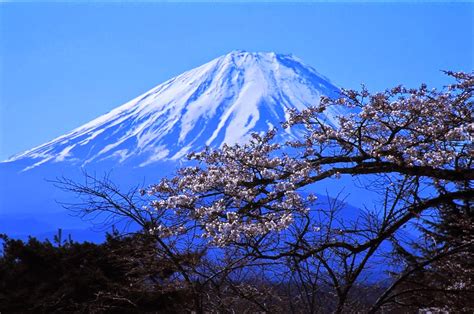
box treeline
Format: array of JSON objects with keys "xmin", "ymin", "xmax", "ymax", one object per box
[
  {"xmin": 0, "ymin": 232, "xmax": 194, "ymax": 313},
  {"xmin": 1, "ymin": 215, "xmax": 472, "ymax": 314}
]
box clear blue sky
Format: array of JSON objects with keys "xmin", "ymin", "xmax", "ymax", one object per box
[{"xmin": 0, "ymin": 1, "xmax": 472, "ymax": 160}]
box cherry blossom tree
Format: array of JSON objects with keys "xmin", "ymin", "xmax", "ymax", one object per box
[
  {"xmin": 58, "ymin": 71, "xmax": 473, "ymax": 312},
  {"xmin": 144, "ymin": 71, "xmax": 473, "ymax": 312},
  {"xmin": 149, "ymin": 72, "xmax": 471, "ymax": 238}
]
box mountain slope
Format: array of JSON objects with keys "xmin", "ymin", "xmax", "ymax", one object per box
[
  {"xmin": 5, "ymin": 51, "xmax": 342, "ymax": 171},
  {"xmin": 1, "ymin": 51, "xmax": 346, "ymax": 241}
]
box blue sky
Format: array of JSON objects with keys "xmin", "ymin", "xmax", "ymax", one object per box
[{"xmin": 0, "ymin": 2, "xmax": 472, "ymax": 160}]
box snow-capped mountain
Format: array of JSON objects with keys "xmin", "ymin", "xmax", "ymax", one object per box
[
  {"xmin": 5, "ymin": 51, "xmax": 341, "ymax": 171},
  {"xmin": 1, "ymin": 51, "xmax": 345, "ymax": 241}
]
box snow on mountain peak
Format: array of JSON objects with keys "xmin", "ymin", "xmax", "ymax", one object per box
[{"xmin": 6, "ymin": 51, "xmax": 343, "ymax": 170}]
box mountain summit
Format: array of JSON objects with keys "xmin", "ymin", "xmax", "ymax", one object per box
[{"xmin": 6, "ymin": 51, "xmax": 341, "ymax": 170}]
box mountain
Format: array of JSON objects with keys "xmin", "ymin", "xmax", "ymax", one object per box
[
  {"xmin": 5, "ymin": 51, "xmax": 342, "ymax": 170},
  {"xmin": 0, "ymin": 51, "xmax": 344, "ymax": 241}
]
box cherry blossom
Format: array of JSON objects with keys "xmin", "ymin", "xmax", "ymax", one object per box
[{"xmin": 146, "ymin": 71, "xmax": 473, "ymax": 245}]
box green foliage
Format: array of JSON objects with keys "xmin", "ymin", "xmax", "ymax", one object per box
[
  {"xmin": 0, "ymin": 232, "xmax": 194, "ymax": 313},
  {"xmin": 384, "ymin": 202, "xmax": 474, "ymax": 312}
]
